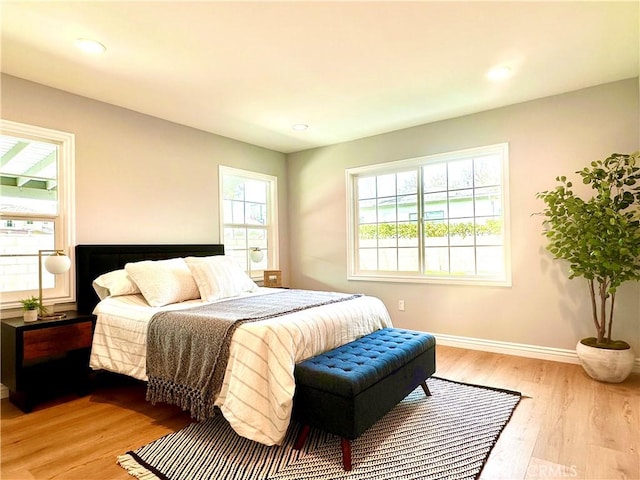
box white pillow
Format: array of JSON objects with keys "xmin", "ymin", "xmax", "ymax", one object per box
[
  {"xmin": 92, "ymin": 269, "xmax": 141, "ymax": 300},
  {"xmin": 184, "ymin": 255, "xmax": 258, "ymax": 302},
  {"xmin": 124, "ymin": 258, "xmax": 200, "ymax": 307}
]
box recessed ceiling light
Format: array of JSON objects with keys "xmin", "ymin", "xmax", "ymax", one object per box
[
  {"xmin": 486, "ymin": 65, "xmax": 512, "ymax": 82},
  {"xmin": 76, "ymin": 38, "xmax": 106, "ymax": 54},
  {"xmin": 292, "ymin": 124, "xmax": 309, "ymax": 131}
]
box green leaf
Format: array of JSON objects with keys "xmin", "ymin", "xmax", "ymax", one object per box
[{"xmin": 534, "ymin": 151, "xmax": 640, "ymax": 341}]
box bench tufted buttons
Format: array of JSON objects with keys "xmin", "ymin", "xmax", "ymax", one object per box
[{"xmin": 294, "ymin": 327, "xmax": 436, "ymax": 397}]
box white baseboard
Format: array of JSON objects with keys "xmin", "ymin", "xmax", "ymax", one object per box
[
  {"xmin": 1, "ymin": 384, "xmax": 8, "ymax": 399},
  {"xmin": 434, "ymin": 333, "xmax": 640, "ymax": 373}
]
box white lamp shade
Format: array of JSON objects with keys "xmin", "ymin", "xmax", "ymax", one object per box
[
  {"xmin": 44, "ymin": 254, "xmax": 71, "ymax": 274},
  {"xmin": 250, "ymin": 248, "xmax": 264, "ymax": 263}
]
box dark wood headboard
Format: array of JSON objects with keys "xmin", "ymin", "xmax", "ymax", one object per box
[{"xmin": 75, "ymin": 244, "xmax": 225, "ymax": 314}]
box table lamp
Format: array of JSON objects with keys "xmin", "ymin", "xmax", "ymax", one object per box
[
  {"xmin": 249, "ymin": 247, "xmax": 264, "ymax": 280},
  {"xmin": 38, "ymin": 249, "xmax": 71, "ymax": 320}
]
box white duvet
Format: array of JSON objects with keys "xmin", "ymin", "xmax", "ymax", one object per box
[{"xmin": 90, "ymin": 288, "xmax": 392, "ymax": 445}]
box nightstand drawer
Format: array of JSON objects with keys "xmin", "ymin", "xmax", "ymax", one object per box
[{"xmin": 23, "ymin": 322, "xmax": 93, "ymax": 362}]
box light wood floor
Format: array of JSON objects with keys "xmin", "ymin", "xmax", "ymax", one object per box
[{"xmin": 2, "ymin": 346, "xmax": 639, "ymax": 480}]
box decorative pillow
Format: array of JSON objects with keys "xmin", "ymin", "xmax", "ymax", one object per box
[
  {"xmin": 92, "ymin": 269, "xmax": 141, "ymax": 300},
  {"xmin": 184, "ymin": 255, "xmax": 258, "ymax": 302},
  {"xmin": 124, "ymin": 258, "xmax": 200, "ymax": 307}
]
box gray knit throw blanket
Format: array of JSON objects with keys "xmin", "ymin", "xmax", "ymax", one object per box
[{"xmin": 146, "ymin": 289, "xmax": 362, "ymax": 421}]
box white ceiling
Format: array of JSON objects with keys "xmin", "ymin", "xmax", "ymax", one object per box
[{"xmin": 1, "ymin": 1, "xmax": 638, "ymax": 154}]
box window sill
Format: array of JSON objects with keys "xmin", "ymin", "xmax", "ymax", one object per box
[{"xmin": 347, "ymin": 273, "xmax": 512, "ymax": 287}]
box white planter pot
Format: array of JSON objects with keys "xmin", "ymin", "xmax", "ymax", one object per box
[
  {"xmin": 576, "ymin": 341, "xmax": 635, "ymax": 383},
  {"xmin": 23, "ymin": 309, "xmax": 38, "ymax": 323}
]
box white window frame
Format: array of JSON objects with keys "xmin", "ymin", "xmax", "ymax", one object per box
[
  {"xmin": 219, "ymin": 166, "xmax": 278, "ymax": 279},
  {"xmin": 0, "ymin": 119, "xmax": 76, "ymax": 308},
  {"xmin": 346, "ymin": 143, "xmax": 511, "ymax": 286}
]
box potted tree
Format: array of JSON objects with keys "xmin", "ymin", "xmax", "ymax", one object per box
[
  {"xmin": 536, "ymin": 151, "xmax": 640, "ymax": 383},
  {"xmin": 20, "ymin": 296, "xmax": 42, "ymax": 323}
]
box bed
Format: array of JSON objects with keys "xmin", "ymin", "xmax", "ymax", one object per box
[{"xmin": 75, "ymin": 244, "xmax": 393, "ymax": 446}]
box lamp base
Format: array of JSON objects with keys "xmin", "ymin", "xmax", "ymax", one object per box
[{"xmin": 38, "ymin": 312, "xmax": 67, "ymax": 321}]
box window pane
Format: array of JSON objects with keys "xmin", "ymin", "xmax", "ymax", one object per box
[
  {"xmin": 245, "ymin": 179, "xmax": 267, "ymax": 203},
  {"xmin": 397, "ymin": 171, "xmax": 417, "ymax": 195},
  {"xmin": 0, "ymin": 219, "xmax": 55, "ymax": 293},
  {"xmin": 358, "ymin": 176, "xmax": 376, "ymax": 199},
  {"xmin": 230, "ymin": 200, "xmax": 245, "ymax": 224},
  {"xmin": 223, "ymin": 176, "xmax": 245, "ymax": 200},
  {"xmin": 377, "ymin": 198, "xmax": 397, "ymax": 222},
  {"xmin": 397, "ymin": 194, "xmax": 417, "ymax": 221},
  {"xmin": 359, "ymin": 224, "xmax": 377, "ymax": 247},
  {"xmin": 448, "ymin": 189, "xmax": 474, "ymax": 218},
  {"xmin": 424, "ymin": 247, "xmax": 449, "ymax": 274},
  {"xmin": 424, "ymin": 191, "xmax": 448, "ymax": 218},
  {"xmin": 358, "ymin": 199, "xmax": 377, "ymax": 223},
  {"xmin": 475, "ymin": 186, "xmax": 501, "ymax": 216},
  {"xmin": 377, "ymin": 173, "xmax": 396, "ymax": 198},
  {"xmin": 0, "ymin": 135, "xmax": 59, "ymax": 216},
  {"xmin": 378, "ymin": 248, "xmax": 398, "ymax": 270},
  {"xmin": 450, "ymin": 246, "xmax": 476, "ymax": 275},
  {"xmin": 398, "ymin": 222, "xmax": 418, "ymax": 247},
  {"xmin": 476, "ymin": 217, "xmax": 503, "ymax": 246},
  {"xmin": 377, "ymin": 223, "xmax": 397, "ymax": 247},
  {"xmin": 224, "ymin": 227, "xmax": 246, "ymax": 249},
  {"xmin": 474, "ymin": 155, "xmax": 501, "ymax": 187},
  {"xmin": 447, "ymin": 159, "xmax": 473, "ymax": 190},
  {"xmin": 424, "ymin": 221, "xmax": 448, "ymax": 246},
  {"xmin": 449, "ymin": 218, "xmax": 475, "ymax": 246},
  {"xmin": 222, "ymin": 175, "xmax": 268, "ymax": 226},
  {"xmin": 359, "ymin": 248, "xmax": 377, "ymax": 270},
  {"xmin": 398, "ymin": 248, "xmax": 419, "ymax": 271},
  {"xmin": 247, "ymin": 228, "xmax": 266, "ymax": 247},
  {"xmin": 423, "ymin": 163, "xmax": 447, "ymax": 193},
  {"xmin": 246, "ymin": 202, "xmax": 266, "ymax": 225},
  {"xmin": 224, "ymin": 199, "xmax": 243, "ymax": 224}
]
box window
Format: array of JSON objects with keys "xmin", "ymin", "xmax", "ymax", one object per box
[
  {"xmin": 219, "ymin": 166, "xmax": 278, "ymax": 279},
  {"xmin": 347, "ymin": 144, "xmax": 510, "ymax": 286},
  {"xmin": 0, "ymin": 120, "xmax": 76, "ymax": 307}
]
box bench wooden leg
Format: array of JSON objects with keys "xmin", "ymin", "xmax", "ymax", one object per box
[
  {"xmin": 294, "ymin": 424, "xmax": 311, "ymax": 450},
  {"xmin": 341, "ymin": 438, "xmax": 352, "ymax": 471},
  {"xmin": 421, "ymin": 381, "xmax": 432, "ymax": 396},
  {"xmin": 296, "ymin": 425, "xmax": 352, "ymax": 470}
]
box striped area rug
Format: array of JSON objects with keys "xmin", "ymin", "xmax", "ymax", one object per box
[{"xmin": 118, "ymin": 377, "xmax": 521, "ymax": 480}]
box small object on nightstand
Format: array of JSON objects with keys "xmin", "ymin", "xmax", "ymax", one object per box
[
  {"xmin": 20, "ymin": 296, "xmax": 40, "ymax": 323},
  {"xmin": 263, "ymin": 270, "xmax": 282, "ymax": 288}
]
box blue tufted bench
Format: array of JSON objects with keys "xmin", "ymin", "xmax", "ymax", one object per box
[{"xmin": 292, "ymin": 327, "xmax": 436, "ymax": 470}]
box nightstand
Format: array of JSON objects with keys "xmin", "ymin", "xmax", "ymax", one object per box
[{"xmin": 1, "ymin": 312, "xmax": 95, "ymax": 412}]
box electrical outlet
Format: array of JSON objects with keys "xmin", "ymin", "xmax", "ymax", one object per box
[{"xmin": 398, "ymin": 300, "xmax": 405, "ymax": 311}]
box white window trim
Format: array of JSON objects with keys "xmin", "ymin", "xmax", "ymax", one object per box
[
  {"xmin": 346, "ymin": 143, "xmax": 511, "ymax": 287},
  {"xmin": 219, "ymin": 165, "xmax": 279, "ymax": 275},
  {"xmin": 0, "ymin": 119, "xmax": 76, "ymax": 308}
]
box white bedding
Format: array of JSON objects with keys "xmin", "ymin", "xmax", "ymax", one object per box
[{"xmin": 90, "ymin": 288, "xmax": 392, "ymax": 445}]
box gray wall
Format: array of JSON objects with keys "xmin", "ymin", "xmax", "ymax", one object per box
[
  {"xmin": 1, "ymin": 74, "xmax": 290, "ymax": 282},
  {"xmin": 286, "ymin": 78, "xmax": 640, "ymax": 355}
]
